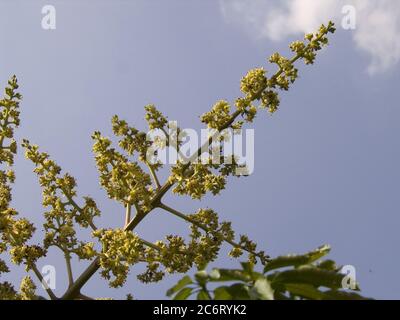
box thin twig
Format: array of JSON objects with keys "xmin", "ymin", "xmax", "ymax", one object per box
[
  {"xmin": 146, "ymin": 161, "xmax": 161, "ymax": 189},
  {"xmin": 125, "ymin": 204, "xmax": 132, "ymax": 228},
  {"xmin": 65, "ymin": 253, "xmax": 74, "ymax": 287},
  {"xmin": 159, "ymin": 202, "xmax": 267, "ymax": 261},
  {"xmin": 31, "ymin": 264, "xmax": 58, "ymax": 300}
]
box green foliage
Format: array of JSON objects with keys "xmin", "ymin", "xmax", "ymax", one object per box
[
  {"xmin": 0, "ymin": 22, "xmax": 366, "ymax": 300},
  {"xmin": 167, "ymin": 246, "xmax": 370, "ymax": 300}
]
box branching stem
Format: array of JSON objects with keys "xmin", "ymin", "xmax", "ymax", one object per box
[
  {"xmin": 159, "ymin": 203, "xmax": 267, "ymax": 262},
  {"xmin": 59, "ymin": 41, "xmax": 316, "ymax": 299},
  {"xmin": 146, "ymin": 161, "xmax": 161, "ymax": 189},
  {"xmin": 65, "ymin": 253, "xmax": 74, "ymax": 287}
]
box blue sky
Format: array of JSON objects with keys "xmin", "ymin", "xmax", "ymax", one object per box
[{"xmin": 1, "ymin": 0, "xmax": 400, "ymax": 299}]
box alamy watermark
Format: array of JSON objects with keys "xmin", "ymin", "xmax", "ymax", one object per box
[
  {"xmin": 341, "ymin": 5, "xmax": 357, "ymax": 30},
  {"xmin": 41, "ymin": 5, "xmax": 56, "ymax": 30},
  {"xmin": 146, "ymin": 121, "xmax": 255, "ymax": 176},
  {"xmin": 341, "ymin": 265, "xmax": 357, "ymax": 290},
  {"xmin": 41, "ymin": 264, "xmax": 56, "ymax": 290}
]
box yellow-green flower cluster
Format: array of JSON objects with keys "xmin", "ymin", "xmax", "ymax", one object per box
[
  {"xmin": 136, "ymin": 209, "xmax": 230, "ymax": 283},
  {"xmin": 2, "ymin": 217, "xmax": 36, "ymax": 247},
  {"xmin": 268, "ymin": 53, "xmax": 298, "ymax": 90},
  {"xmin": 188, "ymin": 209, "xmax": 268, "ymax": 265},
  {"xmin": 0, "ymin": 281, "xmax": 16, "ymax": 300},
  {"xmin": 201, "ymin": 100, "xmax": 232, "ymax": 130},
  {"xmin": 144, "ymin": 104, "xmax": 168, "ymax": 130},
  {"xmin": 0, "ymin": 77, "xmax": 44, "ymax": 299},
  {"xmin": 22, "ymin": 140, "xmax": 99, "ymax": 260},
  {"xmin": 262, "ymin": 21, "xmax": 335, "ymax": 112},
  {"xmin": 111, "ymin": 115, "xmax": 151, "ymax": 160},
  {"xmin": 169, "ymin": 155, "xmax": 244, "ymax": 200},
  {"xmin": 228, "ymin": 234, "xmax": 268, "ymax": 265},
  {"xmin": 294, "ymin": 22, "xmax": 336, "ymax": 65},
  {"xmin": 93, "ymin": 228, "xmax": 144, "ymax": 287},
  {"xmin": 114, "ymin": 110, "xmax": 166, "ymax": 169},
  {"xmin": 137, "ymin": 207, "xmax": 266, "ymax": 285},
  {"xmin": 153, "ymin": 236, "xmax": 191, "ymax": 274},
  {"xmin": 0, "ymin": 276, "xmax": 37, "ymax": 300},
  {"xmin": 228, "ymin": 21, "xmax": 336, "ymax": 119},
  {"xmin": 10, "ymin": 245, "xmax": 46, "ymax": 270},
  {"xmin": 136, "ymin": 261, "xmax": 164, "ymax": 284},
  {"xmin": 18, "ymin": 276, "xmax": 37, "ymax": 300},
  {"xmin": 0, "ymin": 259, "xmax": 8, "ymax": 274},
  {"xmin": 0, "ymin": 77, "xmax": 22, "ymax": 251},
  {"xmin": 138, "ymin": 235, "xmax": 198, "ymax": 283},
  {"xmin": 92, "ymin": 131, "xmax": 153, "ymax": 211},
  {"xmin": 187, "ymin": 209, "xmax": 232, "ymax": 266},
  {"xmin": 260, "ymin": 90, "xmax": 280, "ymax": 114},
  {"xmin": 169, "ymin": 162, "xmax": 226, "ymax": 199},
  {"xmin": 0, "ymin": 76, "xmax": 21, "ymax": 166},
  {"xmin": 240, "ymin": 68, "xmax": 268, "ymax": 98}
]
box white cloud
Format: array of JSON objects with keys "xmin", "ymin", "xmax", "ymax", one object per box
[{"xmin": 220, "ymin": 0, "xmax": 400, "ymax": 75}]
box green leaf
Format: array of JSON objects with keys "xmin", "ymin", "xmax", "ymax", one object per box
[
  {"xmin": 240, "ymin": 262, "xmax": 254, "ymax": 274},
  {"xmin": 194, "ymin": 270, "xmax": 208, "ymax": 286},
  {"xmin": 264, "ymin": 245, "xmax": 331, "ymax": 273},
  {"xmin": 167, "ymin": 276, "xmax": 193, "ymax": 297},
  {"xmin": 323, "ymin": 290, "xmax": 372, "ymax": 300},
  {"xmin": 197, "ymin": 290, "xmax": 210, "ymax": 300},
  {"xmin": 284, "ymin": 284, "xmax": 325, "ymax": 300},
  {"xmin": 173, "ymin": 287, "xmax": 193, "ymax": 300},
  {"xmin": 249, "ymin": 278, "xmax": 274, "ymax": 300},
  {"xmin": 226, "ymin": 283, "xmax": 251, "ymax": 300},
  {"xmin": 317, "ymin": 259, "xmax": 338, "ymax": 271},
  {"xmin": 209, "ymin": 269, "xmax": 221, "ymax": 280},
  {"xmin": 208, "ymin": 269, "xmax": 251, "ymax": 283},
  {"xmin": 214, "ymin": 283, "xmax": 251, "ymax": 300},
  {"xmin": 214, "ymin": 287, "xmax": 232, "ymax": 300},
  {"xmin": 270, "ymin": 267, "xmax": 345, "ymax": 290}
]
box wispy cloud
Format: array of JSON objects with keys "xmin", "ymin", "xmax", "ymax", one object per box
[{"xmin": 219, "ymin": 0, "xmax": 400, "ymax": 75}]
